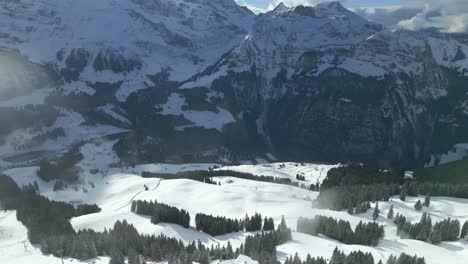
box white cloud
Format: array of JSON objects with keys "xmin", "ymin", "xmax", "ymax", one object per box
[
  {"xmin": 353, "ymin": 0, "xmax": 468, "ymax": 33},
  {"xmin": 395, "ymin": 0, "xmax": 468, "ymax": 32},
  {"xmin": 352, "ymin": 6, "xmax": 422, "ymax": 30}
]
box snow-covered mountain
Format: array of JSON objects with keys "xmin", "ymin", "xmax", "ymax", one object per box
[
  {"xmin": 0, "ymin": 0, "xmax": 254, "ymax": 98},
  {"xmin": 1, "ymin": 0, "xmax": 468, "ymax": 168}
]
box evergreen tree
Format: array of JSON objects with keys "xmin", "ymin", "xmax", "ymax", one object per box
[
  {"xmin": 430, "ymin": 228, "xmax": 442, "ymax": 244},
  {"xmin": 387, "ymin": 205, "xmax": 394, "ymax": 219},
  {"xmin": 461, "ymin": 221, "xmax": 468, "ymax": 239},
  {"xmin": 329, "ymin": 247, "xmax": 346, "ymax": 264},
  {"xmin": 400, "ymin": 188, "xmax": 407, "ymax": 201},
  {"xmin": 386, "ymin": 256, "xmax": 397, "ymax": 264},
  {"xmin": 297, "ymin": 216, "xmax": 384, "ymax": 246},
  {"xmin": 414, "ymin": 200, "xmax": 422, "ymax": 211},
  {"xmin": 373, "ymin": 202, "xmax": 380, "ymax": 220},
  {"xmin": 423, "ymin": 193, "xmax": 430, "ymax": 207},
  {"xmin": 199, "ymin": 251, "xmax": 210, "ymax": 264},
  {"xmin": 226, "ymin": 242, "xmax": 234, "ymax": 259},
  {"xmin": 109, "ymin": 248, "xmax": 124, "ymax": 264},
  {"xmin": 128, "ymin": 248, "xmax": 138, "ymax": 264}
]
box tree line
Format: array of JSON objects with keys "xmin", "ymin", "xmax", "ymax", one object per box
[
  {"xmin": 131, "ymin": 199, "xmax": 275, "ymax": 236},
  {"xmin": 284, "ymin": 247, "xmax": 425, "ymax": 264},
  {"xmin": 37, "ymin": 147, "xmax": 83, "ymax": 183},
  {"xmin": 403, "ymin": 182, "xmax": 468, "ymax": 199},
  {"xmin": 321, "ymin": 164, "xmax": 404, "ymax": 189},
  {"xmin": 142, "ymin": 170, "xmax": 299, "ymax": 187},
  {"xmin": 195, "ymin": 212, "xmax": 274, "ymax": 236},
  {"xmin": 297, "ymin": 216, "xmax": 384, "ymax": 246},
  {"xmin": 131, "ymin": 200, "xmax": 190, "ymax": 228},
  {"xmin": 316, "ymin": 163, "xmax": 468, "ymax": 212},
  {"xmin": 394, "ymin": 213, "xmax": 467, "ymax": 244},
  {"xmin": 316, "ymin": 184, "xmax": 399, "ymax": 211},
  {"xmin": 317, "ymin": 181, "xmax": 468, "ymax": 212}
]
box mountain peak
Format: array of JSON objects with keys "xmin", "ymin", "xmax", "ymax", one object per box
[
  {"xmin": 313, "ymin": 1, "xmax": 350, "ymax": 17},
  {"xmin": 315, "ymin": 1, "xmax": 345, "ymax": 10},
  {"xmin": 272, "ymin": 2, "xmax": 291, "ymax": 14}
]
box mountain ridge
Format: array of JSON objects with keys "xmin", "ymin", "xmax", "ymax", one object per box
[{"xmin": 0, "ymin": 0, "xmax": 468, "ymax": 168}]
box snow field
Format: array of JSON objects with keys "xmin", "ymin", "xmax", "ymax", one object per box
[{"xmin": 3, "ymin": 160, "xmax": 468, "ymax": 264}]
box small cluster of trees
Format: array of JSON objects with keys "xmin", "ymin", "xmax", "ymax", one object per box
[
  {"xmin": 142, "ymin": 170, "xmax": 299, "ymax": 187},
  {"xmin": 321, "ymin": 164, "xmax": 404, "ymax": 189},
  {"xmin": 297, "ymin": 216, "xmax": 384, "ymax": 246},
  {"xmin": 296, "ymin": 174, "xmax": 306, "ymax": 181},
  {"xmin": 395, "ymin": 213, "xmax": 466, "ymax": 244},
  {"xmin": 348, "ymin": 201, "xmax": 372, "ymax": 215},
  {"xmin": 403, "ymin": 182, "xmax": 468, "ymax": 199},
  {"xmin": 131, "ymin": 200, "xmax": 190, "ymax": 228},
  {"xmin": 284, "ymin": 248, "xmax": 425, "ymax": 264},
  {"xmin": 316, "ymin": 184, "xmax": 399, "ymax": 211},
  {"xmin": 195, "ymin": 212, "xmax": 274, "ymax": 236},
  {"xmin": 76, "ymin": 204, "xmax": 101, "ymax": 216},
  {"xmin": 241, "ymin": 216, "xmax": 292, "ymax": 263},
  {"xmin": 37, "ymin": 148, "xmax": 83, "ymax": 183}
]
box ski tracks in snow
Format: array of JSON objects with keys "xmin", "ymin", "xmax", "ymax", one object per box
[{"xmin": 114, "ymin": 178, "xmax": 162, "ymax": 212}]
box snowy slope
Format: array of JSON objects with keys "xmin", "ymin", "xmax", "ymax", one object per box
[
  {"xmin": 3, "ymin": 159, "xmax": 468, "ymax": 264},
  {"xmin": 219, "ymin": 162, "xmax": 338, "ymax": 184},
  {"xmin": 0, "ymin": 211, "xmax": 110, "ymax": 264}
]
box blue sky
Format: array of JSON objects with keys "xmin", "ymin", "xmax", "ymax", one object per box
[{"xmin": 245, "ymin": 0, "xmax": 402, "ymax": 8}]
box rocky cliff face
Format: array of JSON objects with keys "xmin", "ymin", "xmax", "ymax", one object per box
[{"xmin": 0, "ymin": 0, "xmax": 468, "ymax": 168}]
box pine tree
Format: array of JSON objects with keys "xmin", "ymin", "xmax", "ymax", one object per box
[
  {"xmin": 40, "ymin": 239, "xmax": 49, "ymax": 254},
  {"xmin": 226, "ymin": 241, "xmax": 234, "ymax": 259},
  {"xmin": 88, "ymin": 240, "xmax": 98, "ymax": 259},
  {"xmin": 386, "ymin": 256, "xmax": 397, "ymax": 264},
  {"xmin": 347, "ymin": 204, "xmax": 354, "ymax": 215},
  {"xmin": 414, "ymin": 200, "xmax": 422, "ymax": 211},
  {"xmin": 109, "ymin": 248, "xmax": 124, "ymax": 264},
  {"xmin": 430, "ymin": 228, "xmax": 442, "ymax": 244},
  {"xmin": 461, "ymin": 221, "xmax": 468, "ymax": 239},
  {"xmin": 387, "ymin": 205, "xmax": 394, "ymax": 219},
  {"xmin": 373, "ymin": 202, "xmax": 380, "ymax": 220},
  {"xmin": 423, "ymin": 193, "xmax": 430, "ymax": 207},
  {"xmin": 330, "ymin": 247, "xmax": 345, "ymax": 264},
  {"xmin": 128, "ymin": 248, "xmax": 138, "ymax": 264},
  {"xmin": 400, "ymin": 188, "xmax": 407, "ymax": 201},
  {"xmin": 199, "ymin": 251, "xmax": 210, "ymax": 264}
]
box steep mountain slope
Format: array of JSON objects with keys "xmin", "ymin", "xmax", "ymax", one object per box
[
  {"xmin": 1, "ymin": 0, "xmax": 468, "ymax": 168},
  {"xmin": 0, "ymin": 0, "xmax": 254, "ymax": 98},
  {"xmin": 185, "ymin": 2, "xmax": 468, "ymax": 167}
]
